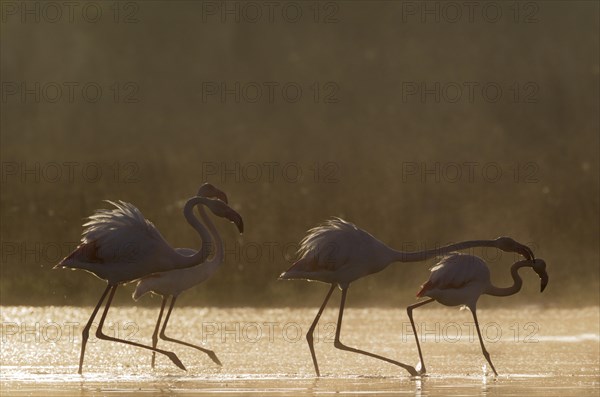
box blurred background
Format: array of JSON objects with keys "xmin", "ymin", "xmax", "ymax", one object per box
[{"xmin": 1, "ymin": 1, "xmax": 598, "ymax": 308}]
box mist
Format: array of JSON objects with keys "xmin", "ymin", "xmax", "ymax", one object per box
[{"xmin": 1, "ymin": 1, "xmax": 598, "ymax": 308}]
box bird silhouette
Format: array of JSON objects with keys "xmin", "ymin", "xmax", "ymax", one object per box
[
  {"xmin": 133, "ymin": 184, "xmax": 243, "ymax": 368},
  {"xmin": 55, "ymin": 192, "xmax": 240, "ymax": 374},
  {"xmin": 279, "ymin": 218, "xmax": 535, "ymax": 377},
  {"xmin": 408, "ymin": 253, "xmax": 548, "ymax": 376}
]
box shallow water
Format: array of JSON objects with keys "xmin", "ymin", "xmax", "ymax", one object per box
[{"xmin": 1, "ymin": 306, "xmax": 599, "ymax": 396}]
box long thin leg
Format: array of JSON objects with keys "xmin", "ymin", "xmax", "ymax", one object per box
[
  {"xmin": 150, "ymin": 296, "xmax": 168, "ymax": 368},
  {"xmin": 472, "ymin": 309, "xmax": 498, "ymax": 376},
  {"xmin": 307, "ymin": 284, "xmax": 335, "ymax": 377},
  {"xmin": 334, "ymin": 288, "xmax": 418, "ymax": 376},
  {"xmin": 159, "ymin": 296, "xmax": 222, "ymax": 366},
  {"xmin": 407, "ymin": 298, "xmax": 435, "ymax": 374},
  {"xmin": 95, "ymin": 286, "xmax": 187, "ymax": 371},
  {"xmin": 78, "ymin": 284, "xmax": 111, "ymax": 374}
]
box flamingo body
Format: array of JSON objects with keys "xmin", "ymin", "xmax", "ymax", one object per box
[
  {"xmin": 416, "ymin": 254, "xmax": 490, "ymax": 308},
  {"xmin": 408, "ymin": 253, "xmax": 549, "ymax": 376},
  {"xmin": 57, "ymin": 201, "xmax": 183, "ymax": 285},
  {"xmin": 55, "ymin": 192, "xmax": 238, "ymax": 374},
  {"xmin": 280, "ymin": 218, "xmax": 393, "ymax": 288}
]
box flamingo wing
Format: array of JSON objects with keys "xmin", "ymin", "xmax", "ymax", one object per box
[
  {"xmin": 284, "ymin": 218, "xmax": 367, "ymax": 272},
  {"xmin": 417, "ymin": 253, "xmax": 489, "ymax": 297},
  {"xmin": 58, "ymin": 201, "xmax": 173, "ymax": 267},
  {"xmin": 279, "ymin": 217, "xmax": 388, "ymax": 286}
]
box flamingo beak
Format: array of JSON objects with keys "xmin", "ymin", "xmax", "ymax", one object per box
[
  {"xmin": 530, "ymin": 259, "xmax": 548, "ymax": 292},
  {"xmin": 539, "ymin": 271, "xmax": 549, "ymax": 292},
  {"xmin": 231, "ymin": 213, "xmax": 244, "ymax": 234},
  {"xmin": 215, "ymin": 202, "xmax": 244, "ymax": 234},
  {"xmin": 221, "ymin": 205, "xmax": 244, "ymax": 234}
]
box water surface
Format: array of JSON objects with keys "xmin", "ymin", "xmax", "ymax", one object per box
[{"xmin": 1, "ymin": 306, "xmax": 598, "ymax": 396}]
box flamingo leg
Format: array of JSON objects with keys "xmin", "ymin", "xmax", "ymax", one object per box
[
  {"xmin": 94, "ymin": 285, "xmax": 187, "ymax": 371},
  {"xmin": 407, "ymin": 298, "xmax": 435, "ymax": 374},
  {"xmin": 159, "ymin": 296, "xmax": 222, "ymax": 366},
  {"xmin": 150, "ymin": 296, "xmax": 168, "ymax": 369},
  {"xmin": 306, "ymin": 284, "xmax": 335, "ymax": 377},
  {"xmin": 471, "ymin": 309, "xmax": 498, "ymax": 376},
  {"xmin": 78, "ymin": 284, "xmax": 112, "ymax": 374},
  {"xmin": 333, "ymin": 288, "xmax": 419, "ymax": 376}
]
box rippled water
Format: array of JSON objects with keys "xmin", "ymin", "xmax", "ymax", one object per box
[{"xmin": 1, "ymin": 306, "xmax": 599, "ymax": 396}]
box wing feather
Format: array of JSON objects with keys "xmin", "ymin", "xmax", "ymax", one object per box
[
  {"xmin": 292, "ymin": 218, "xmax": 365, "ymax": 272},
  {"xmin": 417, "ymin": 253, "xmax": 489, "ymax": 297},
  {"xmin": 59, "ymin": 201, "xmax": 172, "ymax": 267}
]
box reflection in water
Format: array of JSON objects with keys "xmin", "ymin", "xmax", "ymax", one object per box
[
  {"xmin": 414, "ymin": 377, "xmax": 423, "ymax": 397},
  {"xmin": 481, "ymin": 371, "xmax": 488, "ymax": 395}
]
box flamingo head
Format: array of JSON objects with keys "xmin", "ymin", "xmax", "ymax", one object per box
[
  {"xmin": 495, "ymin": 237, "xmax": 535, "ymax": 261},
  {"xmin": 201, "ymin": 197, "xmax": 244, "ymax": 234},
  {"xmin": 197, "ymin": 183, "xmax": 228, "ymax": 203},
  {"xmin": 531, "ymin": 258, "xmax": 548, "ymax": 292}
]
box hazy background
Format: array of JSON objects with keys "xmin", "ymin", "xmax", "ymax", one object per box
[{"xmin": 1, "ymin": 1, "xmax": 598, "ymax": 308}]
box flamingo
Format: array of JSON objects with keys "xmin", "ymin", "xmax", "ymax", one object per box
[
  {"xmin": 55, "ymin": 192, "xmax": 241, "ymax": 374},
  {"xmin": 408, "ymin": 253, "xmax": 548, "ymax": 376},
  {"xmin": 278, "ymin": 218, "xmax": 535, "ymax": 377},
  {"xmin": 132, "ymin": 184, "xmax": 243, "ymax": 368}
]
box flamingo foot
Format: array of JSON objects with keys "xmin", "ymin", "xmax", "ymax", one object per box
[
  {"xmin": 166, "ymin": 352, "xmax": 187, "ymax": 371},
  {"xmin": 207, "ymin": 351, "xmax": 222, "ymax": 366},
  {"xmin": 406, "ymin": 365, "xmax": 420, "ymax": 377}
]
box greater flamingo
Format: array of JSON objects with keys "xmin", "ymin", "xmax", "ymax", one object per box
[
  {"xmin": 55, "ymin": 193, "xmax": 241, "ymax": 374},
  {"xmin": 278, "ymin": 218, "xmax": 535, "ymax": 377},
  {"xmin": 133, "ymin": 184, "xmax": 243, "ymax": 368},
  {"xmin": 408, "ymin": 253, "xmax": 548, "ymax": 376}
]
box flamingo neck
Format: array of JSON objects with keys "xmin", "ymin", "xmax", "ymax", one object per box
[
  {"xmin": 178, "ymin": 197, "xmax": 211, "ymax": 268},
  {"xmin": 388, "ymin": 239, "xmax": 503, "ymax": 263},
  {"xmin": 484, "ymin": 262, "xmax": 529, "ymax": 297},
  {"xmin": 198, "ymin": 203, "xmax": 224, "ymax": 270}
]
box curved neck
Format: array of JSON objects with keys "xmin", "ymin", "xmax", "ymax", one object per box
[
  {"xmin": 389, "ymin": 239, "xmax": 506, "ymax": 263},
  {"xmin": 178, "ymin": 197, "xmax": 212, "ymax": 267},
  {"xmin": 197, "ymin": 203, "xmax": 224, "ymax": 266},
  {"xmin": 485, "ymin": 261, "xmax": 530, "ymax": 297}
]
